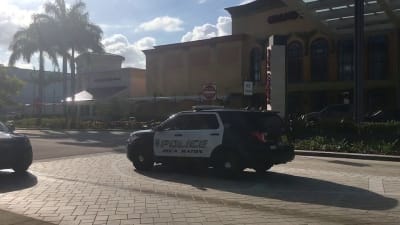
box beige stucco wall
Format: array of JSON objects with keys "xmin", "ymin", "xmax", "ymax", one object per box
[
  {"xmin": 145, "ymin": 36, "xmax": 256, "ymax": 98},
  {"xmin": 128, "ymin": 68, "xmax": 147, "ymax": 97}
]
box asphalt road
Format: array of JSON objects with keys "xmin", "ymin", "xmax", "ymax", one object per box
[{"xmin": 16, "ymin": 130, "xmax": 130, "ymax": 160}]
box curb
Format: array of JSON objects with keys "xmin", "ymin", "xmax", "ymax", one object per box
[
  {"xmin": 295, "ymin": 150, "xmax": 400, "ymax": 162},
  {"xmin": 16, "ymin": 128, "xmax": 131, "ymax": 131}
]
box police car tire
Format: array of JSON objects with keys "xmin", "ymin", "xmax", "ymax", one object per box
[
  {"xmin": 217, "ymin": 152, "xmax": 242, "ymax": 177},
  {"xmin": 254, "ymin": 163, "xmax": 273, "ymax": 173},
  {"xmin": 13, "ymin": 149, "xmax": 32, "ymax": 173},
  {"xmin": 132, "ymin": 150, "xmax": 154, "ymax": 171}
]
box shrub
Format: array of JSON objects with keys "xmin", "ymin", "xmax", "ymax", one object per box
[
  {"xmin": 291, "ymin": 120, "xmax": 400, "ymax": 155},
  {"xmin": 14, "ymin": 117, "xmax": 66, "ymax": 129}
]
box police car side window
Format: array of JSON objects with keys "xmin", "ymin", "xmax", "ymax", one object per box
[{"xmin": 182, "ymin": 114, "xmax": 219, "ymax": 130}]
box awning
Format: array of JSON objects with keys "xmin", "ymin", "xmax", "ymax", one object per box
[
  {"xmin": 297, "ymin": 0, "xmax": 400, "ymax": 34},
  {"xmin": 66, "ymin": 90, "xmax": 94, "ymax": 102}
]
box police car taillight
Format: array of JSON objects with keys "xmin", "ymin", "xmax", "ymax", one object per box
[{"xmin": 251, "ymin": 131, "xmax": 266, "ymax": 143}]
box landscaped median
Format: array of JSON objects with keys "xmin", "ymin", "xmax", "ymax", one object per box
[{"xmin": 291, "ymin": 120, "xmax": 400, "ymax": 157}]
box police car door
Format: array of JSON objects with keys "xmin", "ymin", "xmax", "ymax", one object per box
[{"xmin": 154, "ymin": 113, "xmax": 223, "ymax": 158}]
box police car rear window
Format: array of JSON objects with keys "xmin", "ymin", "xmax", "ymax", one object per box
[
  {"xmin": 219, "ymin": 112, "xmax": 283, "ymax": 134},
  {"xmin": 178, "ymin": 114, "xmax": 219, "ymax": 130}
]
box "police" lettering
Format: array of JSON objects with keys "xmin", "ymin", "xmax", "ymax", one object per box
[{"xmin": 160, "ymin": 140, "xmax": 208, "ymax": 148}]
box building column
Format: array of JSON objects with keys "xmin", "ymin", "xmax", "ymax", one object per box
[{"xmin": 396, "ymin": 29, "xmax": 400, "ymax": 109}]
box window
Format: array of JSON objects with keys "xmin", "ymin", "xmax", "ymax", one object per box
[
  {"xmin": 158, "ymin": 115, "xmax": 179, "ymax": 130},
  {"xmin": 182, "ymin": 114, "xmax": 219, "ymax": 130},
  {"xmin": 368, "ymin": 35, "xmax": 388, "ymax": 80},
  {"xmin": 338, "ymin": 40, "xmax": 353, "ymax": 81},
  {"xmin": 159, "ymin": 114, "xmax": 219, "ymax": 130},
  {"xmin": 287, "ymin": 41, "xmax": 303, "ymax": 83},
  {"xmin": 310, "ymin": 38, "xmax": 329, "ymax": 81},
  {"xmin": 250, "ymin": 48, "xmax": 261, "ymax": 82}
]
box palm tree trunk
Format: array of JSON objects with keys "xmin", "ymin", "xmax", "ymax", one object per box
[
  {"xmin": 71, "ymin": 47, "xmax": 76, "ymax": 127},
  {"xmin": 62, "ymin": 54, "xmax": 68, "ymax": 123},
  {"xmin": 71, "ymin": 48, "xmax": 75, "ymax": 102},
  {"xmin": 38, "ymin": 50, "xmax": 44, "ymax": 124}
]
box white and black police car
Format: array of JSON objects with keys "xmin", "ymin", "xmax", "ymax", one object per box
[
  {"xmin": 0, "ymin": 121, "xmax": 32, "ymax": 173},
  {"xmin": 127, "ymin": 107, "xmax": 294, "ymax": 175}
]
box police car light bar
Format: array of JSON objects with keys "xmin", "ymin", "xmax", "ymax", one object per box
[{"xmin": 192, "ymin": 105, "xmax": 225, "ymax": 111}]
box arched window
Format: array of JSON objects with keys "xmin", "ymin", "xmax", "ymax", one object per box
[
  {"xmin": 287, "ymin": 41, "xmax": 303, "ymax": 83},
  {"xmin": 338, "ymin": 40, "xmax": 354, "ymax": 81},
  {"xmin": 250, "ymin": 48, "xmax": 261, "ymax": 82},
  {"xmin": 310, "ymin": 38, "xmax": 329, "ymax": 81}
]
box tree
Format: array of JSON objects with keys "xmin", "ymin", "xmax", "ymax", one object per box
[
  {"xmin": 8, "ymin": 16, "xmax": 59, "ymax": 119},
  {"xmin": 39, "ymin": 0, "xmax": 104, "ymax": 126},
  {"xmin": 0, "ymin": 68, "xmax": 23, "ymax": 110}
]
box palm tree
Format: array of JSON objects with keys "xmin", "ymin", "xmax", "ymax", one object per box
[
  {"xmin": 8, "ymin": 16, "xmax": 59, "ymax": 120},
  {"xmin": 39, "ymin": 0, "xmax": 104, "ymax": 125}
]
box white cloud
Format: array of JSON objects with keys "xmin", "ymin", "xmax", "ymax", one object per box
[
  {"xmin": 197, "ymin": 0, "xmax": 207, "ymax": 4},
  {"xmin": 102, "ymin": 34, "xmax": 156, "ymax": 69},
  {"xmin": 240, "ymin": 0, "xmax": 256, "ymax": 5},
  {"xmin": 181, "ymin": 16, "xmax": 232, "ymax": 42},
  {"xmin": 0, "ymin": 1, "xmax": 45, "ymax": 68},
  {"xmin": 135, "ymin": 16, "xmax": 184, "ymax": 32},
  {"xmin": 0, "ymin": 1, "xmax": 41, "ymax": 48}
]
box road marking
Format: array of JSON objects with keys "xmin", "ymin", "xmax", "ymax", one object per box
[{"xmin": 369, "ymin": 177, "xmax": 385, "ymax": 194}]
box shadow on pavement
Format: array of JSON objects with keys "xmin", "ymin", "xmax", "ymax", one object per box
[
  {"xmin": 22, "ymin": 130, "xmax": 130, "ymax": 149},
  {"xmin": 137, "ymin": 165, "xmax": 398, "ymax": 211},
  {"xmin": 0, "ymin": 171, "xmax": 37, "ymax": 193},
  {"xmin": 22, "ymin": 130, "xmax": 128, "ymax": 155}
]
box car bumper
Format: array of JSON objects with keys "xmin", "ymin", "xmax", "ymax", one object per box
[
  {"xmin": 246, "ymin": 143, "xmax": 295, "ymax": 165},
  {"xmin": 0, "ymin": 144, "xmax": 32, "ymax": 170},
  {"xmin": 266, "ymin": 144, "xmax": 295, "ymax": 164}
]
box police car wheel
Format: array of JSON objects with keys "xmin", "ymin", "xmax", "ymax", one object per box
[
  {"xmin": 254, "ymin": 162, "xmax": 273, "ymax": 173},
  {"xmin": 217, "ymin": 152, "xmax": 242, "ymax": 177},
  {"xmin": 132, "ymin": 151, "xmax": 154, "ymax": 171}
]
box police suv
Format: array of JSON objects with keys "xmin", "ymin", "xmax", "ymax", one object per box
[{"xmin": 127, "ymin": 107, "xmax": 295, "ymax": 175}]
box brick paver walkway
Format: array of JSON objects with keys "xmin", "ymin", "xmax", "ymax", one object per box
[{"xmin": 1, "ymin": 153, "xmax": 399, "ymax": 225}]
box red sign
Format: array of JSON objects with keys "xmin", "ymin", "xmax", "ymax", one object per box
[{"xmin": 202, "ymin": 83, "xmax": 217, "ymax": 101}]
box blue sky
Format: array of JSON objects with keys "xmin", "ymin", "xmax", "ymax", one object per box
[{"xmin": 0, "ymin": 0, "xmax": 253, "ymax": 70}]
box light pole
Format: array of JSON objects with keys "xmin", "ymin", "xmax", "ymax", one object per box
[{"xmin": 354, "ymin": 0, "xmax": 365, "ymax": 124}]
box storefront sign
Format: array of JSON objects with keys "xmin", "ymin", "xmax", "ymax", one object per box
[{"xmin": 267, "ymin": 11, "xmax": 299, "ymax": 24}]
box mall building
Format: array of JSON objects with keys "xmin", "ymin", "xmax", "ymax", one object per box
[{"xmin": 144, "ymin": 0, "xmax": 400, "ymax": 116}]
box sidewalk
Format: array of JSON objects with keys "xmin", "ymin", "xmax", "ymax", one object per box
[
  {"xmin": 0, "ymin": 209, "xmax": 54, "ymax": 225},
  {"xmin": 295, "ymin": 150, "xmax": 400, "ymax": 162}
]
